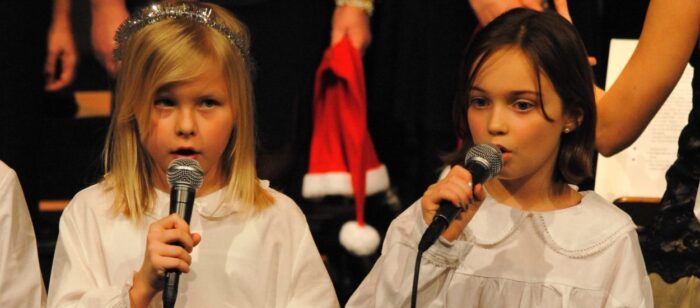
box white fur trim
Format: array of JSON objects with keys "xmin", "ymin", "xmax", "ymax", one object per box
[
  {"xmin": 339, "ymin": 221, "xmax": 381, "ymax": 256},
  {"xmin": 302, "ymin": 164, "xmax": 389, "ymax": 199}
]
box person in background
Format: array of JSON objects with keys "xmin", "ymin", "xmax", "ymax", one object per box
[
  {"xmin": 594, "ymin": 0, "xmax": 700, "ymax": 306},
  {"xmin": 0, "ymin": 160, "xmax": 46, "ymax": 307}
]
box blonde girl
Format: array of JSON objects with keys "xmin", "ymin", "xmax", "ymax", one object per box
[{"xmin": 47, "ymin": 2, "xmax": 338, "ymax": 307}]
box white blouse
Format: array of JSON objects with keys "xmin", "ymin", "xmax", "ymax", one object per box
[
  {"xmin": 347, "ymin": 190, "xmax": 653, "ymax": 308},
  {"xmin": 0, "ymin": 161, "xmax": 46, "ymax": 307},
  {"xmin": 47, "ymin": 181, "xmax": 339, "ymax": 308}
]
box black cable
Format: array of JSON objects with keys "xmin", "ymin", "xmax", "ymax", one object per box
[{"xmin": 411, "ymin": 250, "xmax": 423, "ymax": 308}]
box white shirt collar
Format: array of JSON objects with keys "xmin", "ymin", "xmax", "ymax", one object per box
[
  {"xmin": 149, "ymin": 180, "xmax": 271, "ymax": 219},
  {"xmin": 467, "ymin": 190, "xmax": 636, "ymax": 257}
]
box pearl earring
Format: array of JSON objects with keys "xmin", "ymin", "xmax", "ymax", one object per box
[{"xmin": 563, "ymin": 127, "xmax": 571, "ymax": 133}]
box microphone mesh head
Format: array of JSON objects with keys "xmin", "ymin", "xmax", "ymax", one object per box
[
  {"xmin": 464, "ymin": 144, "xmax": 503, "ymax": 179},
  {"xmin": 167, "ymin": 158, "xmax": 204, "ymax": 189}
]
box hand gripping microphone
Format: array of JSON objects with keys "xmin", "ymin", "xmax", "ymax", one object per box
[
  {"xmin": 163, "ymin": 158, "xmax": 204, "ymax": 308},
  {"xmin": 417, "ymin": 144, "xmax": 503, "ymax": 252}
]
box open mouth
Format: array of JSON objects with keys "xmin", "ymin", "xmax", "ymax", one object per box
[
  {"xmin": 171, "ymin": 148, "xmax": 200, "ymax": 156},
  {"xmin": 494, "ymin": 144, "xmax": 511, "ymax": 154}
]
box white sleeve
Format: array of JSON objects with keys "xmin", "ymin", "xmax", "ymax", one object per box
[
  {"xmin": 46, "ymin": 203, "xmax": 136, "ymax": 308},
  {"xmin": 287, "ymin": 221, "xmax": 340, "ymax": 308},
  {"xmin": 605, "ymin": 229, "xmax": 653, "ymax": 308},
  {"xmin": 346, "ymin": 200, "xmax": 473, "ymax": 308},
  {"xmin": 0, "ymin": 165, "xmax": 46, "ymax": 308}
]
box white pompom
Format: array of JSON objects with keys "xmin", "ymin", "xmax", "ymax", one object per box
[{"xmin": 339, "ymin": 220, "xmax": 381, "ymax": 256}]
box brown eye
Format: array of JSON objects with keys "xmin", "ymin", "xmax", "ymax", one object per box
[
  {"xmin": 200, "ymin": 99, "xmax": 221, "ymax": 109},
  {"xmin": 154, "ymin": 98, "xmax": 175, "ymax": 108},
  {"xmin": 513, "ymin": 100, "xmax": 535, "ymax": 111},
  {"xmin": 469, "ymin": 97, "xmax": 489, "ymax": 108}
]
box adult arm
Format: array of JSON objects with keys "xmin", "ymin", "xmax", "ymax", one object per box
[
  {"xmin": 596, "ymin": 0, "xmax": 700, "ymax": 156},
  {"xmin": 45, "ymin": 0, "xmax": 78, "ymax": 91},
  {"xmin": 90, "ymin": 0, "xmax": 129, "ymax": 77}
]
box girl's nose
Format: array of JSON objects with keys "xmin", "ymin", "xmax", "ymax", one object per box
[
  {"xmin": 486, "ymin": 104, "xmax": 508, "ymax": 135},
  {"xmin": 176, "ymin": 109, "xmax": 197, "ymax": 137}
]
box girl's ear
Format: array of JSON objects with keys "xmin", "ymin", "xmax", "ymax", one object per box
[{"xmin": 563, "ymin": 107, "xmax": 584, "ymax": 133}]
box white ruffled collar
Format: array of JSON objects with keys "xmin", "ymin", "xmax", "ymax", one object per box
[
  {"xmin": 467, "ymin": 190, "xmax": 635, "ymax": 258},
  {"xmin": 149, "ymin": 180, "xmax": 271, "ymax": 219}
]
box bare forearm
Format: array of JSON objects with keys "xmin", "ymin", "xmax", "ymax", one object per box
[
  {"xmin": 596, "ymin": 0, "xmax": 699, "ymax": 156},
  {"xmin": 52, "ymin": 0, "xmax": 72, "ymax": 25}
]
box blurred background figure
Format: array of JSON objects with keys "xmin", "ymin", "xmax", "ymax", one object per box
[{"xmin": 0, "ymin": 160, "xmax": 46, "ymax": 307}]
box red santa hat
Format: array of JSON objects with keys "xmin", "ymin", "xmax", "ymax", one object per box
[{"xmin": 302, "ymin": 36, "xmax": 389, "ymax": 256}]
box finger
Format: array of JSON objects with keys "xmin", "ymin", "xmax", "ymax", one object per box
[
  {"xmin": 53, "ymin": 53, "xmax": 77, "ymax": 89},
  {"xmin": 588, "ymin": 56, "xmax": 597, "ymax": 66},
  {"xmin": 157, "ymin": 244, "xmax": 192, "ymax": 265},
  {"xmin": 447, "ymin": 166, "xmax": 476, "ymax": 189},
  {"xmin": 473, "ymin": 183, "xmax": 487, "ymax": 202},
  {"xmin": 44, "ymin": 53, "xmax": 58, "ymax": 89},
  {"xmin": 191, "ymin": 233, "xmax": 202, "ymax": 247},
  {"xmin": 159, "ymin": 229, "xmax": 195, "ymax": 252},
  {"xmin": 159, "ymin": 213, "xmax": 192, "ymax": 231},
  {"xmin": 156, "ymin": 255, "xmax": 192, "ymax": 273},
  {"xmin": 434, "ymin": 183, "xmax": 469, "ymax": 209}
]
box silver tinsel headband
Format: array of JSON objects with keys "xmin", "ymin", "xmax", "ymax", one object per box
[{"xmin": 113, "ymin": 1, "xmax": 251, "ymax": 66}]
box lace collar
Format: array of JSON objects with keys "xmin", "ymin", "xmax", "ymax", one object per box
[{"xmin": 466, "ymin": 190, "xmax": 636, "ymax": 258}]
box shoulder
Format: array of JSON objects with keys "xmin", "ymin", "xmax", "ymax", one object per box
[
  {"xmin": 0, "ymin": 160, "xmax": 18, "ymax": 188},
  {"xmin": 539, "ymin": 190, "xmax": 637, "ymax": 256},
  {"xmin": 61, "ymin": 182, "xmax": 116, "ymax": 223},
  {"xmin": 260, "ymin": 185, "xmax": 308, "ymax": 223}
]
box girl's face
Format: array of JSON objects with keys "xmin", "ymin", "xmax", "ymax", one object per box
[
  {"xmin": 141, "ymin": 67, "xmax": 236, "ymax": 195},
  {"xmin": 467, "ymin": 47, "xmax": 576, "ymax": 184}
]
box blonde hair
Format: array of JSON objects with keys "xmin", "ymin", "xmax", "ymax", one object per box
[{"xmin": 103, "ymin": 2, "xmax": 273, "ymax": 221}]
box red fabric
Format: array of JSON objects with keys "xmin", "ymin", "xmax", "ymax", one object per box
[{"xmin": 307, "ymin": 37, "xmax": 383, "ymax": 226}]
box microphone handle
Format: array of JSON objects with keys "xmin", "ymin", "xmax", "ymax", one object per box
[
  {"xmin": 418, "ymin": 201, "xmax": 462, "ymax": 252},
  {"xmin": 163, "ymin": 186, "xmax": 195, "ymax": 308}
]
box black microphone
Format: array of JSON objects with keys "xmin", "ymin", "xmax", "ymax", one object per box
[
  {"xmin": 417, "ymin": 144, "xmax": 503, "ymax": 252},
  {"xmin": 163, "ymin": 158, "xmax": 204, "ymax": 308}
]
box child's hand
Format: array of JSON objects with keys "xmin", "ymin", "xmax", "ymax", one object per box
[
  {"xmin": 130, "ymin": 214, "xmax": 201, "ymax": 306},
  {"xmin": 421, "ymin": 166, "xmax": 487, "ymax": 242}
]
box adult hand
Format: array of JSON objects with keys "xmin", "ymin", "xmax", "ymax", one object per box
[
  {"xmin": 469, "ymin": 0, "xmax": 546, "ymax": 26},
  {"xmin": 331, "ymin": 6, "xmax": 372, "ymax": 54},
  {"xmin": 469, "ymin": 0, "xmax": 596, "ymax": 65},
  {"xmin": 91, "ymin": 1, "xmax": 129, "ymax": 77},
  {"xmin": 45, "ymin": 20, "xmax": 78, "ymax": 91},
  {"xmin": 420, "ymin": 166, "xmax": 486, "ymax": 242},
  {"xmin": 130, "ymin": 214, "xmax": 201, "ymax": 307}
]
